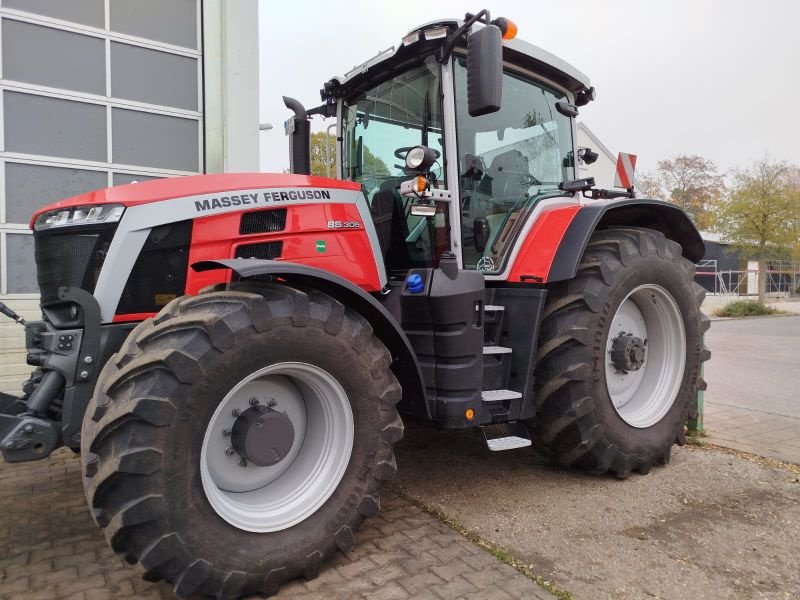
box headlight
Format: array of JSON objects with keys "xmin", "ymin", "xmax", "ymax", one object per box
[
  {"xmin": 34, "ymin": 204, "xmax": 125, "ymax": 231},
  {"xmin": 404, "ymin": 145, "xmax": 437, "ymax": 172},
  {"xmin": 405, "ymin": 147, "xmax": 426, "ymax": 169}
]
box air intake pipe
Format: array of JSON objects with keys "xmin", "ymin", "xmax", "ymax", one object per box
[{"xmin": 283, "ymin": 96, "xmax": 311, "ymax": 175}]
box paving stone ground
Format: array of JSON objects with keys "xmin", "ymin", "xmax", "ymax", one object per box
[
  {"xmin": 703, "ymin": 401, "xmax": 800, "ymax": 465},
  {"xmin": 0, "ymin": 448, "xmax": 554, "ymax": 600},
  {"xmin": 702, "ymin": 314, "xmax": 800, "ymax": 466}
]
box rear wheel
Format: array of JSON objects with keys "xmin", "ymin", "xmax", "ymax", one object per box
[
  {"xmin": 81, "ymin": 285, "xmax": 402, "ymax": 598},
  {"xmin": 530, "ymin": 227, "xmax": 709, "ymax": 477}
]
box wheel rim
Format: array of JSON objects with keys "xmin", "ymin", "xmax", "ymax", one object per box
[
  {"xmin": 200, "ymin": 362, "xmax": 354, "ymax": 532},
  {"xmin": 605, "ymin": 284, "xmax": 687, "ymax": 428}
]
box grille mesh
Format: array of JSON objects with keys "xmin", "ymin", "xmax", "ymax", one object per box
[
  {"xmin": 234, "ymin": 241, "xmax": 283, "ymax": 260},
  {"xmin": 239, "ymin": 209, "xmax": 287, "ymax": 235},
  {"xmin": 34, "ymin": 232, "xmax": 103, "ymax": 302}
]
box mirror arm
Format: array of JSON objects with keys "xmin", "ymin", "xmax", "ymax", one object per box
[{"xmin": 437, "ymin": 9, "xmax": 491, "ymax": 63}]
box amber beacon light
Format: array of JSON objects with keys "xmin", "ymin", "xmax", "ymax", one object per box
[{"xmin": 493, "ymin": 17, "xmax": 518, "ymax": 40}]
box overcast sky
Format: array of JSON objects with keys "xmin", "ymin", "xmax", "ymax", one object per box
[{"xmin": 257, "ymin": 0, "xmax": 799, "ymax": 177}]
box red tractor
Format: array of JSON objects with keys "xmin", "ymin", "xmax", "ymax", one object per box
[{"xmin": 0, "ymin": 11, "xmax": 708, "ymax": 598}]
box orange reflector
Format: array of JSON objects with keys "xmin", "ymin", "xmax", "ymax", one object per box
[
  {"xmin": 465, "ymin": 408, "xmax": 475, "ymax": 420},
  {"xmin": 414, "ymin": 175, "xmax": 428, "ymax": 193},
  {"xmin": 502, "ymin": 19, "xmax": 518, "ymax": 40}
]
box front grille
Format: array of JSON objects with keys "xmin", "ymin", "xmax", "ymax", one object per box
[
  {"xmin": 234, "ymin": 241, "xmax": 283, "ymax": 260},
  {"xmin": 34, "ymin": 226, "xmax": 115, "ymax": 303},
  {"xmin": 239, "ymin": 209, "xmax": 287, "ymax": 235}
]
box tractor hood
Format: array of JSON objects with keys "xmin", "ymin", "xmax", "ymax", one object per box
[{"xmin": 30, "ymin": 173, "xmax": 361, "ymax": 229}]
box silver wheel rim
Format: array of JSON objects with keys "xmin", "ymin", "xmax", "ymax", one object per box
[
  {"xmin": 200, "ymin": 362, "xmax": 354, "ymax": 532},
  {"xmin": 605, "ymin": 284, "xmax": 686, "ymax": 428}
]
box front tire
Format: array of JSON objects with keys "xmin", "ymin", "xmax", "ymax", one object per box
[
  {"xmin": 530, "ymin": 227, "xmax": 710, "ymax": 477},
  {"xmin": 80, "ymin": 285, "xmax": 402, "ymax": 598}
]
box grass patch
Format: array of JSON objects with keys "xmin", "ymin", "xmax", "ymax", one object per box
[
  {"xmin": 390, "ymin": 485, "xmax": 574, "ymax": 600},
  {"xmin": 712, "ymin": 300, "xmax": 784, "ymax": 318}
]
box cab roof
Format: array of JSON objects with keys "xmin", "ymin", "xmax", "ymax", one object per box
[{"xmin": 330, "ymin": 18, "xmax": 591, "ymax": 99}]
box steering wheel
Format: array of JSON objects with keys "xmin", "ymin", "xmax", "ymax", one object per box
[{"xmin": 394, "ymin": 146, "xmax": 441, "ymax": 160}]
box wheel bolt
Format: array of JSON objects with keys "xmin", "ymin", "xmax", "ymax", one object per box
[
  {"xmin": 222, "ymin": 428, "xmax": 231, "ymax": 437},
  {"xmin": 249, "ymin": 397, "xmax": 260, "ymax": 406},
  {"xmin": 232, "ymin": 408, "xmax": 241, "ymax": 417},
  {"xmin": 225, "ymin": 447, "xmax": 235, "ymax": 456},
  {"xmin": 267, "ymin": 399, "xmax": 277, "ymax": 408},
  {"xmin": 238, "ymin": 458, "xmax": 247, "ymax": 467}
]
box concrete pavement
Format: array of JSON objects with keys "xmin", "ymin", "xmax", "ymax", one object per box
[
  {"xmin": 394, "ymin": 426, "xmax": 800, "ymax": 600},
  {"xmin": 702, "ymin": 315, "xmax": 800, "ymax": 464}
]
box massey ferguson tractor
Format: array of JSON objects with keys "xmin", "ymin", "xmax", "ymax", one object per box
[{"xmin": 0, "ymin": 11, "xmax": 709, "ymax": 599}]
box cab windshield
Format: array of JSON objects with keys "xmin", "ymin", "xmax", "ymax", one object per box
[
  {"xmin": 341, "ymin": 57, "xmax": 448, "ymax": 274},
  {"xmin": 454, "ymin": 58, "xmax": 575, "ymax": 272}
]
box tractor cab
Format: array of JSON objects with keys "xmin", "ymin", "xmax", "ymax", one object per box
[{"xmin": 315, "ymin": 13, "xmax": 595, "ymax": 278}]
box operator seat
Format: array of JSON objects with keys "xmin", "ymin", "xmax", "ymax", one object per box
[
  {"xmin": 370, "ymin": 178, "xmax": 412, "ymax": 266},
  {"xmin": 473, "ymin": 149, "xmax": 531, "ymax": 256},
  {"xmin": 478, "ymin": 149, "xmax": 531, "ymax": 203}
]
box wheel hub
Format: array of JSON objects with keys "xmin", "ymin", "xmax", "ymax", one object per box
[
  {"xmin": 230, "ymin": 405, "xmax": 295, "ymax": 467},
  {"xmin": 610, "ymin": 334, "xmax": 646, "ymax": 373}
]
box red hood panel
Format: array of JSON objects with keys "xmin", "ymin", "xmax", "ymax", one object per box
[{"xmin": 30, "ymin": 172, "xmax": 362, "ymax": 227}]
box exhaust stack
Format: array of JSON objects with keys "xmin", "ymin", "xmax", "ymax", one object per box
[{"xmin": 283, "ymin": 96, "xmax": 311, "ymax": 176}]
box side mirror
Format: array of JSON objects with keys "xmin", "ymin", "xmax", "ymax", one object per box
[
  {"xmin": 474, "ymin": 218, "xmax": 490, "ymax": 252},
  {"xmin": 466, "ymin": 25, "xmax": 503, "ymax": 117}
]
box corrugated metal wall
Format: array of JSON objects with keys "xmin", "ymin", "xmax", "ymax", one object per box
[{"xmin": 0, "ymin": 0, "xmax": 204, "ymax": 393}]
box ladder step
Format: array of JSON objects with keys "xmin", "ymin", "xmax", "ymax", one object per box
[
  {"xmin": 483, "ymin": 345, "xmax": 512, "ymax": 355},
  {"xmin": 485, "ymin": 305, "xmax": 504, "ymax": 312},
  {"xmin": 486, "ymin": 436, "xmax": 532, "ymax": 451},
  {"xmin": 480, "ymin": 421, "xmax": 531, "ymax": 452},
  {"xmin": 482, "ymin": 389, "xmax": 522, "ymax": 402}
]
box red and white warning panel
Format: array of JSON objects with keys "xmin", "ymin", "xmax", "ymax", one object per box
[{"xmin": 614, "ymin": 152, "xmax": 637, "ymax": 189}]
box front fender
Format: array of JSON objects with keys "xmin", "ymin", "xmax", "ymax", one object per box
[
  {"xmin": 193, "ymin": 259, "xmax": 428, "ymax": 418},
  {"xmin": 547, "ymin": 199, "xmax": 705, "ymax": 283}
]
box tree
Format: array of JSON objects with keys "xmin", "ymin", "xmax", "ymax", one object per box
[
  {"xmin": 309, "ymin": 132, "xmax": 390, "ymax": 178},
  {"xmin": 644, "ymin": 155, "xmax": 725, "ymax": 229},
  {"xmin": 636, "ymin": 171, "xmax": 666, "ymax": 199},
  {"xmin": 310, "ymin": 132, "xmax": 336, "ymax": 178},
  {"xmin": 362, "ymin": 146, "xmax": 390, "ymax": 178},
  {"xmin": 713, "ymin": 156, "xmax": 800, "ymax": 302}
]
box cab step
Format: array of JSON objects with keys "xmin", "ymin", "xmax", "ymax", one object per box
[
  {"xmin": 481, "ymin": 389, "xmax": 522, "ymax": 402},
  {"xmin": 486, "ymin": 436, "xmax": 532, "ymax": 451},
  {"xmin": 482, "ymin": 345, "xmax": 512, "ymax": 355},
  {"xmin": 480, "ymin": 421, "xmax": 531, "ymax": 452}
]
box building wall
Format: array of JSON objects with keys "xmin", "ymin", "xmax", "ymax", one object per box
[
  {"xmin": 0, "ymin": 0, "xmax": 260, "ymax": 393},
  {"xmin": 576, "ymin": 122, "xmax": 642, "ymax": 192}
]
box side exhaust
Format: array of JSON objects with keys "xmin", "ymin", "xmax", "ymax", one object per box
[{"xmin": 283, "ymin": 96, "xmax": 311, "ymax": 176}]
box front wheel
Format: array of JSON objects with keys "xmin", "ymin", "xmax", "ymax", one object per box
[
  {"xmin": 530, "ymin": 227, "xmax": 710, "ymax": 477},
  {"xmin": 81, "ymin": 285, "xmax": 402, "ymax": 598}
]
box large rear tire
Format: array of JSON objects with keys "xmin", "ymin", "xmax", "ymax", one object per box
[
  {"xmin": 530, "ymin": 227, "xmax": 709, "ymax": 477},
  {"xmin": 80, "ymin": 284, "xmax": 402, "ymax": 598}
]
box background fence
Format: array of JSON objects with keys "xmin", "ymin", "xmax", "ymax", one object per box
[{"xmin": 695, "ymin": 259, "xmax": 800, "ymax": 297}]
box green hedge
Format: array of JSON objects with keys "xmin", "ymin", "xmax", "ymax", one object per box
[{"xmin": 713, "ymin": 300, "xmax": 783, "ymax": 317}]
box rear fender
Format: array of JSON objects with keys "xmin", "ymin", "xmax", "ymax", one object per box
[
  {"xmin": 547, "ymin": 199, "xmax": 705, "ymax": 282},
  {"xmin": 193, "ymin": 259, "xmax": 428, "ymax": 418}
]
